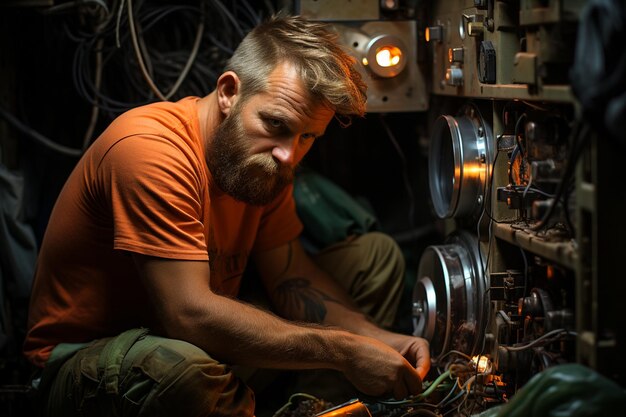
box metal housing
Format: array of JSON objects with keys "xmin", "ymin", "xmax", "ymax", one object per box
[
  {"xmin": 428, "ymin": 105, "xmax": 492, "ymax": 219},
  {"xmin": 412, "ymin": 231, "xmax": 488, "ymax": 359}
]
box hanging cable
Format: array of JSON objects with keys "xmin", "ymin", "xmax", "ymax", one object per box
[
  {"xmin": 163, "ymin": 14, "xmax": 204, "ymax": 100},
  {"xmin": 67, "ymin": 0, "xmax": 273, "ymax": 119},
  {"xmin": 127, "ymin": 0, "xmax": 167, "ymax": 100},
  {"xmin": 115, "ymin": 0, "xmax": 127, "ymax": 48},
  {"xmin": 505, "ymin": 328, "xmax": 576, "ymax": 351},
  {"xmin": 42, "ymin": 0, "xmax": 110, "ymax": 15},
  {"xmin": 83, "ymin": 37, "xmax": 104, "ymax": 149}
]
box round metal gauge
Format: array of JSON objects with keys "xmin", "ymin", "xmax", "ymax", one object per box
[{"xmin": 412, "ymin": 231, "xmax": 488, "ymax": 359}]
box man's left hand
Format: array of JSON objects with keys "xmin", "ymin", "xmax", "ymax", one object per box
[{"xmin": 382, "ymin": 332, "xmax": 431, "ymax": 381}]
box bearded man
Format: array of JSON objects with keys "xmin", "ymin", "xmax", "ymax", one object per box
[{"xmin": 24, "ymin": 14, "xmax": 430, "ymax": 417}]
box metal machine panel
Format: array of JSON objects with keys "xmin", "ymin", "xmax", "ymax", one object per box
[{"xmin": 334, "ymin": 20, "xmax": 428, "ymax": 112}]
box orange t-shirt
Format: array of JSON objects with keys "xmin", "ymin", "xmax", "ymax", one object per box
[{"xmin": 23, "ymin": 97, "xmax": 303, "ymax": 367}]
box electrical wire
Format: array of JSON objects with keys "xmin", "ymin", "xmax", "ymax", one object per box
[
  {"xmin": 504, "ymin": 328, "xmax": 576, "ymax": 351},
  {"xmin": 374, "ymin": 355, "xmax": 502, "ymax": 416},
  {"xmin": 509, "ymin": 184, "xmax": 554, "ymax": 198},
  {"xmin": 474, "ymin": 131, "xmax": 506, "ymax": 371},
  {"xmin": 271, "ymin": 392, "xmax": 321, "ymax": 417},
  {"xmin": 42, "ymin": 0, "xmax": 110, "ymax": 15},
  {"xmin": 474, "ymin": 126, "xmax": 496, "ymax": 366},
  {"xmin": 68, "ymin": 0, "xmax": 273, "ymax": 118},
  {"xmin": 377, "ymin": 370, "xmax": 452, "ymax": 406},
  {"xmin": 519, "ymin": 246, "xmax": 528, "ymax": 297},
  {"xmin": 436, "ymin": 349, "xmax": 473, "ymax": 364},
  {"xmin": 213, "ymin": 0, "xmax": 245, "ymax": 38},
  {"xmin": 83, "ymin": 37, "xmax": 104, "ymax": 149},
  {"xmin": 162, "ymin": 14, "xmax": 204, "ymax": 99},
  {"xmin": 414, "ymin": 370, "xmax": 452, "ymax": 401},
  {"xmin": 513, "ymin": 113, "xmax": 527, "ymax": 158},
  {"xmin": 520, "ymin": 100, "xmax": 551, "ymax": 112},
  {"xmin": 480, "ymin": 134, "xmax": 505, "ymax": 224},
  {"xmin": 7, "ymin": 0, "xmax": 277, "ymax": 158},
  {"xmin": 436, "ymin": 379, "xmax": 461, "ymax": 408},
  {"xmin": 237, "ymin": 0, "xmax": 262, "ymax": 26},
  {"xmin": 115, "ymin": 0, "xmax": 127, "ymax": 48},
  {"xmin": 522, "ymin": 165, "xmax": 533, "ymax": 201},
  {"xmin": 127, "ymin": 0, "xmax": 168, "ymax": 100},
  {"xmin": 441, "ymin": 389, "xmax": 467, "ymax": 414},
  {"xmin": 531, "ymin": 120, "xmax": 590, "ymax": 231}
]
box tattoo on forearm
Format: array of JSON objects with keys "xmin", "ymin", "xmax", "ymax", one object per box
[{"xmin": 274, "ymin": 278, "xmax": 340, "ymax": 323}]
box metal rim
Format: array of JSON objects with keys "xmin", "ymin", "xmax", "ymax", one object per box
[
  {"xmin": 412, "ymin": 231, "xmax": 488, "ymax": 359},
  {"xmin": 365, "ymin": 34, "xmax": 408, "ymax": 78},
  {"xmin": 428, "ymin": 105, "xmax": 493, "ymax": 219}
]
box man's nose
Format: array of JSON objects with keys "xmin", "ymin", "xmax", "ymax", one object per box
[{"xmin": 271, "ymin": 137, "xmax": 298, "ymax": 166}]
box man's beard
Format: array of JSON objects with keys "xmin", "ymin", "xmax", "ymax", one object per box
[{"xmin": 206, "ymin": 105, "xmax": 295, "ymax": 206}]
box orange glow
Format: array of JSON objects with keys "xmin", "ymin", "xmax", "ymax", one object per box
[
  {"xmin": 362, "ymin": 57, "xmax": 369, "ymax": 66},
  {"xmin": 462, "ymin": 164, "xmax": 484, "ymax": 178},
  {"xmin": 425, "ymin": 27, "xmax": 431, "ymax": 42},
  {"xmin": 375, "ymin": 46, "xmax": 402, "ymax": 68},
  {"xmin": 472, "ymin": 355, "xmax": 491, "ymax": 373},
  {"xmin": 317, "ymin": 401, "xmax": 371, "ymax": 417},
  {"xmin": 547, "ymin": 265, "xmax": 554, "ymax": 279}
]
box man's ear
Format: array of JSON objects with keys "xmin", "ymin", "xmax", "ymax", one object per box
[{"xmin": 216, "ymin": 71, "xmax": 241, "ymax": 117}]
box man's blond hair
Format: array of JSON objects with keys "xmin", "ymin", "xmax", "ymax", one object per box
[{"xmin": 225, "ymin": 14, "xmax": 367, "ymax": 118}]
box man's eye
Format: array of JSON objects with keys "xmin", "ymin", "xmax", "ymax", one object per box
[
  {"xmin": 300, "ymin": 133, "xmax": 316, "ymax": 142},
  {"xmin": 266, "ymin": 118, "xmax": 283, "ymax": 129}
]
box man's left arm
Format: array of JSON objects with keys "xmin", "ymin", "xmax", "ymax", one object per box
[{"xmin": 253, "ymin": 238, "xmax": 430, "ymax": 380}]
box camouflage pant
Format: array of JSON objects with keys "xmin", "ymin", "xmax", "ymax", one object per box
[{"xmin": 39, "ymin": 328, "xmax": 254, "ymax": 417}]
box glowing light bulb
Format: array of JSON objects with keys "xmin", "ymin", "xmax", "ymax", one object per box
[
  {"xmin": 472, "ymin": 355, "xmax": 491, "ymax": 373},
  {"xmin": 375, "ymin": 46, "xmax": 402, "ymax": 68},
  {"xmin": 365, "ymin": 35, "xmax": 407, "ymax": 78}
]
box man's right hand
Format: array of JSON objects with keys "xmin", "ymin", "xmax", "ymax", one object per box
[{"xmin": 341, "ymin": 335, "xmax": 423, "ymax": 400}]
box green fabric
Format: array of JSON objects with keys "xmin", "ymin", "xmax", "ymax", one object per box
[
  {"xmin": 293, "ymin": 168, "xmax": 378, "ymax": 249},
  {"xmin": 473, "ymin": 364, "xmax": 626, "ymax": 417},
  {"xmin": 36, "ymin": 341, "xmax": 91, "ymax": 391},
  {"xmin": 42, "ymin": 329, "xmax": 255, "ymax": 417},
  {"xmin": 97, "ymin": 328, "xmax": 149, "ymax": 394}
]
